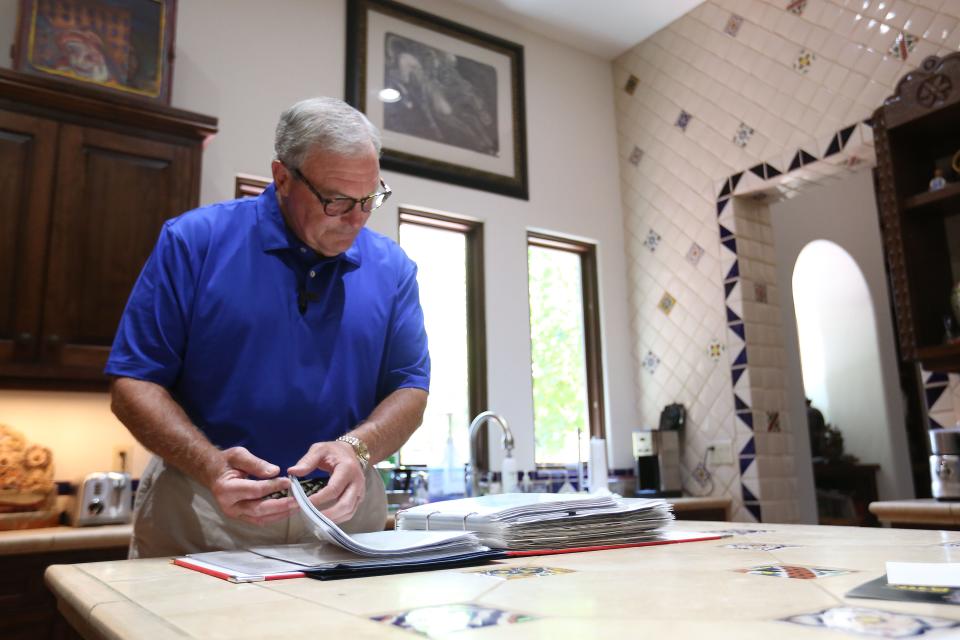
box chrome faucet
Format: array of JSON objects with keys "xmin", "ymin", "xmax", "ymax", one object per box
[{"xmin": 467, "ymin": 411, "xmax": 515, "ymax": 497}]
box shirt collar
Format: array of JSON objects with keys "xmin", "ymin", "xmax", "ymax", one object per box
[{"xmin": 256, "ymin": 183, "xmax": 362, "ymax": 267}]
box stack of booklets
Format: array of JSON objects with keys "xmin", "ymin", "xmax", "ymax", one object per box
[
  {"xmin": 174, "ymin": 479, "xmax": 718, "ymax": 582},
  {"xmin": 395, "ymin": 492, "xmax": 676, "ymax": 550}
]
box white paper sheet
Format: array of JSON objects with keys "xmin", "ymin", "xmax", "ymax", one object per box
[{"xmin": 886, "ymin": 561, "xmax": 960, "ymax": 587}]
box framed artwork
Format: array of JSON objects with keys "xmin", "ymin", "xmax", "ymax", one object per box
[
  {"xmin": 13, "ymin": 0, "xmax": 177, "ymax": 104},
  {"xmin": 346, "ymin": 0, "xmax": 528, "ymax": 200}
]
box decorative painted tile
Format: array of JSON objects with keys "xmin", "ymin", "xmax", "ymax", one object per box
[
  {"xmin": 708, "ymin": 340, "xmax": 725, "ymax": 362},
  {"xmin": 794, "ymin": 49, "xmax": 816, "ymax": 74},
  {"xmin": 470, "ymin": 566, "xmax": 575, "ymax": 580},
  {"xmin": 372, "ymin": 604, "xmax": 535, "ymax": 636},
  {"xmin": 737, "ymin": 565, "xmax": 852, "ymax": 579},
  {"xmin": 723, "ymin": 543, "xmax": 798, "ymax": 551},
  {"xmin": 642, "ymin": 350, "xmax": 660, "ymax": 374},
  {"xmin": 889, "ymin": 32, "xmax": 918, "ymax": 60},
  {"xmin": 658, "ymin": 292, "xmax": 677, "ymax": 315},
  {"xmin": 767, "ymin": 411, "xmax": 781, "ymax": 432},
  {"xmin": 733, "ymin": 122, "xmax": 754, "ymax": 148},
  {"xmin": 692, "ymin": 461, "xmax": 711, "ymax": 487},
  {"xmin": 754, "ymin": 282, "xmax": 767, "ymax": 304},
  {"xmin": 783, "ymin": 607, "xmax": 960, "ymax": 637},
  {"xmin": 675, "ymin": 109, "xmax": 692, "ymax": 132},
  {"xmin": 628, "ymin": 145, "xmax": 644, "ymax": 166},
  {"xmin": 686, "ymin": 241, "xmax": 704, "ymax": 266},
  {"xmin": 786, "ymin": 0, "xmax": 806, "ymax": 16},
  {"xmin": 643, "ymin": 228, "xmax": 661, "ymax": 252},
  {"xmin": 725, "ymin": 13, "xmax": 744, "ymax": 37},
  {"xmin": 709, "ymin": 528, "xmax": 774, "ymax": 536},
  {"xmin": 624, "ymin": 74, "xmax": 639, "ymax": 95}
]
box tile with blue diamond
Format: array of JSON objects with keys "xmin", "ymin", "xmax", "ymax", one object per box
[
  {"xmin": 708, "ymin": 340, "xmax": 724, "ymax": 362},
  {"xmin": 708, "ymin": 528, "xmax": 773, "ymax": 536},
  {"xmin": 628, "ymin": 145, "xmax": 643, "ymax": 166},
  {"xmin": 643, "ymin": 228, "xmax": 661, "ymax": 252},
  {"xmin": 469, "ymin": 566, "xmax": 575, "ymax": 580},
  {"xmin": 782, "ymin": 606, "xmax": 960, "ymax": 637},
  {"xmin": 371, "ymin": 604, "xmax": 535, "ymax": 637},
  {"xmin": 722, "ymin": 543, "xmax": 798, "ymax": 551},
  {"xmin": 658, "ymin": 292, "xmax": 676, "ymax": 315},
  {"xmin": 737, "ymin": 564, "xmax": 852, "ymax": 579},
  {"xmin": 686, "ymin": 241, "xmax": 704, "ymax": 266},
  {"xmin": 724, "ymin": 13, "xmax": 743, "ymax": 37},
  {"xmin": 623, "ymin": 74, "xmax": 639, "ymax": 95},
  {"xmin": 675, "ymin": 109, "xmax": 692, "ymax": 132},
  {"xmin": 733, "ymin": 122, "xmax": 754, "ymax": 148},
  {"xmin": 794, "ymin": 49, "xmax": 815, "ymax": 74},
  {"xmin": 642, "ymin": 350, "xmax": 660, "ymax": 375}
]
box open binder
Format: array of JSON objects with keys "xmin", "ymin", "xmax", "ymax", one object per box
[{"xmin": 174, "ymin": 480, "xmax": 720, "ymax": 582}]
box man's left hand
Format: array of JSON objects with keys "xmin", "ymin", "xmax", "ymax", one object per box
[{"xmin": 287, "ymin": 441, "xmax": 366, "ymax": 523}]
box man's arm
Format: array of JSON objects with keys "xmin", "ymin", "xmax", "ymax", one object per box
[
  {"xmin": 288, "ymin": 387, "xmax": 428, "ymax": 522},
  {"xmin": 110, "ymin": 377, "xmax": 297, "ymax": 525}
]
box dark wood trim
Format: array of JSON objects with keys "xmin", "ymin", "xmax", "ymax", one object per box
[
  {"xmin": 526, "ymin": 232, "xmax": 607, "ymax": 442},
  {"xmin": 0, "ymin": 68, "xmax": 217, "ymax": 142},
  {"xmin": 398, "ymin": 208, "xmax": 488, "ymax": 468}
]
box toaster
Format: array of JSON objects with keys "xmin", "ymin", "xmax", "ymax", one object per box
[{"xmin": 71, "ymin": 472, "xmax": 133, "ymax": 526}]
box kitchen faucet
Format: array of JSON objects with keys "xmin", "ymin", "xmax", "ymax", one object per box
[{"xmin": 467, "ymin": 411, "xmax": 515, "ymax": 497}]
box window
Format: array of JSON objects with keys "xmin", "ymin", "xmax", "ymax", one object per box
[
  {"xmin": 527, "ymin": 233, "xmax": 604, "ymax": 465},
  {"xmin": 397, "ymin": 209, "xmax": 486, "ymax": 469}
]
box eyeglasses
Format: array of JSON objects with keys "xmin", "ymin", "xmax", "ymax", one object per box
[{"xmin": 290, "ymin": 166, "xmax": 392, "ymax": 217}]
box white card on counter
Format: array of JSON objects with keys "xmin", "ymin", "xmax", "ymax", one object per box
[{"xmin": 886, "ymin": 561, "xmax": 960, "ymax": 587}]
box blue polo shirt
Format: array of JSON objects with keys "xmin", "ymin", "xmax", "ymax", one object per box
[{"xmin": 105, "ymin": 184, "xmax": 430, "ymax": 473}]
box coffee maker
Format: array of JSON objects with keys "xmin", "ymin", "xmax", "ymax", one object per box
[{"xmin": 633, "ymin": 403, "xmax": 684, "ymax": 497}]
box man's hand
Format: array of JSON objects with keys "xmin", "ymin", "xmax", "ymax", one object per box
[
  {"xmin": 209, "ymin": 447, "xmax": 298, "ymax": 525},
  {"xmin": 288, "ymin": 441, "xmax": 366, "ymax": 523}
]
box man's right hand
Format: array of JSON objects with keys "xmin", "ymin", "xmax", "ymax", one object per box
[{"xmin": 208, "ymin": 447, "xmax": 298, "ymax": 525}]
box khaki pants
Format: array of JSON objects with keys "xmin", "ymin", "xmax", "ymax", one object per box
[{"xmin": 129, "ymin": 456, "xmax": 387, "ymax": 559}]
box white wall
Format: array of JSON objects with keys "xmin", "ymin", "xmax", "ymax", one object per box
[
  {"xmin": 771, "ymin": 170, "xmax": 913, "ymax": 501},
  {"xmin": 0, "ymin": 1, "xmax": 637, "ymax": 476}
]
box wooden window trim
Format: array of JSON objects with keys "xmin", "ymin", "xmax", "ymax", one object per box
[{"xmin": 527, "ymin": 232, "xmax": 606, "ymax": 441}]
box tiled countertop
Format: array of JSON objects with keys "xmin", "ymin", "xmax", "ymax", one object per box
[
  {"xmin": 0, "ymin": 524, "xmax": 132, "ymax": 556},
  {"xmin": 869, "ymin": 499, "xmax": 960, "ymax": 527},
  {"xmin": 44, "ymin": 521, "xmax": 960, "ymax": 639}
]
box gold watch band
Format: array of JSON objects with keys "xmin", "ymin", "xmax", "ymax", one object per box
[{"xmin": 336, "ymin": 435, "xmax": 370, "ymax": 470}]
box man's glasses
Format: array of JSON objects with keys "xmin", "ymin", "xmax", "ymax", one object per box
[{"xmin": 290, "ymin": 166, "xmax": 392, "ymax": 217}]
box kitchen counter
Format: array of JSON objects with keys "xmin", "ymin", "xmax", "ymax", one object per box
[
  {"xmin": 0, "ymin": 523, "xmax": 132, "ymax": 556},
  {"xmin": 869, "ymin": 499, "xmax": 960, "ymax": 529},
  {"xmin": 45, "ymin": 521, "xmax": 960, "ymax": 639}
]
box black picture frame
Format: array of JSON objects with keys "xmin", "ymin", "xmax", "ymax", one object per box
[{"xmin": 346, "ymin": 0, "xmax": 528, "ymax": 200}]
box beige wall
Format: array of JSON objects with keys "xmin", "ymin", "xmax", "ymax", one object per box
[{"xmin": 0, "ymin": 1, "xmax": 636, "ymax": 478}]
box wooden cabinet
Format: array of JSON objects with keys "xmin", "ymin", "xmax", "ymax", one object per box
[
  {"xmin": 874, "ymin": 53, "xmax": 960, "ymax": 372},
  {"xmin": 0, "ymin": 68, "xmax": 216, "ymax": 389}
]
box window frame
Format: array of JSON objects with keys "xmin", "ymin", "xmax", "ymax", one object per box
[
  {"xmin": 399, "ymin": 207, "xmax": 488, "ymax": 468},
  {"xmin": 527, "ymin": 232, "xmax": 606, "ymax": 458}
]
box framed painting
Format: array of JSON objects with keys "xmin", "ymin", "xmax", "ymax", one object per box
[
  {"xmin": 346, "ymin": 0, "xmax": 528, "ymax": 200},
  {"xmin": 13, "ymin": 0, "xmax": 177, "ymax": 104}
]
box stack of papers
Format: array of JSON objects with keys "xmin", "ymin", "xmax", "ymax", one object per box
[{"xmin": 396, "ymin": 493, "xmax": 675, "ymax": 550}]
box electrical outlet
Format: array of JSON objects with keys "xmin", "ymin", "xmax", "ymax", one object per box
[
  {"xmin": 709, "ymin": 440, "xmax": 733, "ymax": 465},
  {"xmin": 112, "ymin": 445, "xmax": 132, "ymax": 473}
]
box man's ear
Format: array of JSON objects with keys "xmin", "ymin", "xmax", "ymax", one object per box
[{"xmin": 271, "ymin": 160, "xmax": 291, "ymax": 196}]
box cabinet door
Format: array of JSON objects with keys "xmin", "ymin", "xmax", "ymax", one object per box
[
  {"xmin": 0, "ymin": 111, "xmax": 57, "ymax": 366},
  {"xmin": 41, "ymin": 124, "xmax": 194, "ymax": 372}
]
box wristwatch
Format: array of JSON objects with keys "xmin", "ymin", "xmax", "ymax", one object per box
[{"xmin": 336, "ymin": 435, "xmax": 370, "ymax": 471}]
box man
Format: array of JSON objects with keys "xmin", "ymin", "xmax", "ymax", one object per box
[{"xmin": 106, "ymin": 97, "xmax": 429, "ymax": 558}]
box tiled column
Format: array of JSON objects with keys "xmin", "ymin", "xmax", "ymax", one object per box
[{"xmin": 729, "ymin": 197, "xmax": 799, "ymax": 523}]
